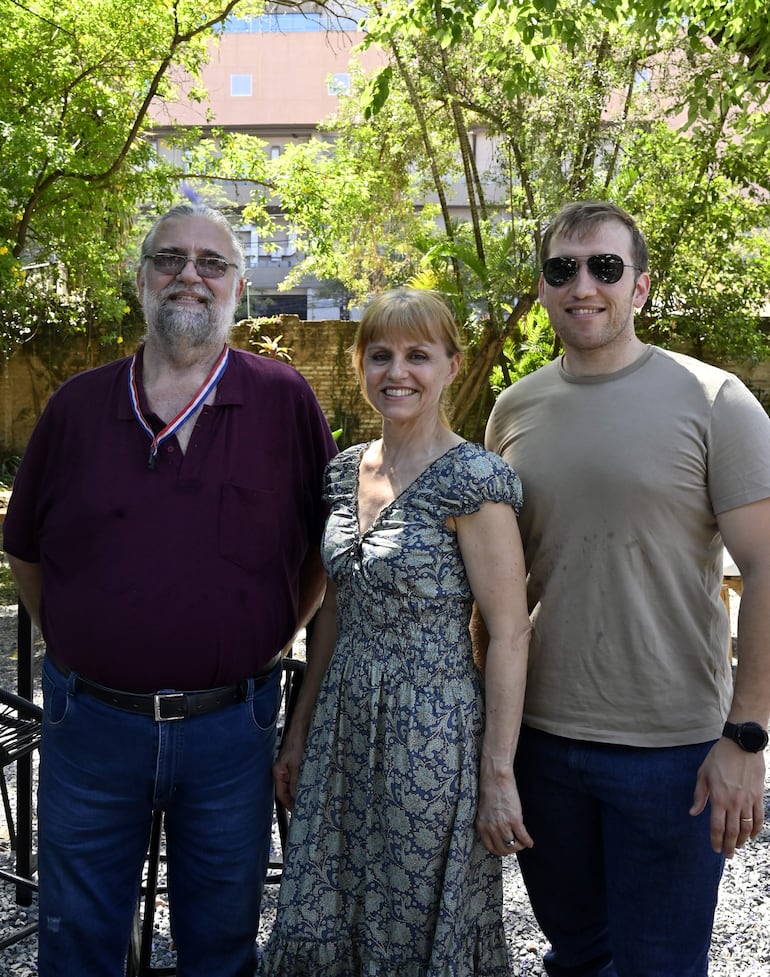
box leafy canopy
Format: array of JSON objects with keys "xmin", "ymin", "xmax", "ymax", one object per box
[
  {"xmin": 2, "ymin": 0, "xmax": 770, "ymax": 438},
  {"xmin": 0, "ymin": 0, "xmax": 265, "ymax": 345}
]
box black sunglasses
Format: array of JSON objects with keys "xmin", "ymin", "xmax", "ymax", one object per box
[
  {"xmin": 541, "ymin": 253, "xmax": 641, "ymax": 287},
  {"xmin": 143, "ymin": 252, "xmax": 238, "ymax": 280}
]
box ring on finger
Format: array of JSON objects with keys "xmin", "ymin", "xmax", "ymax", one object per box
[{"xmin": 505, "ymin": 837, "xmax": 517, "ymax": 847}]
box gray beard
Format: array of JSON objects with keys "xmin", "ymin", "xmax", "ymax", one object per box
[
  {"xmin": 143, "ymin": 289, "xmax": 233, "ymax": 355},
  {"xmin": 155, "ymin": 302, "xmax": 216, "ymax": 348}
]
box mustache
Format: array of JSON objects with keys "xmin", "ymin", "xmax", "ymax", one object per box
[{"xmin": 160, "ymin": 282, "xmax": 214, "ymax": 303}]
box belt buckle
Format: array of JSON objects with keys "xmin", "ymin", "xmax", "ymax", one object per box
[{"xmin": 154, "ymin": 693, "xmax": 186, "ymax": 721}]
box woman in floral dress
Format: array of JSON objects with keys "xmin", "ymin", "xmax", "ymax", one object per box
[{"xmin": 261, "ymin": 288, "xmax": 532, "ymax": 976}]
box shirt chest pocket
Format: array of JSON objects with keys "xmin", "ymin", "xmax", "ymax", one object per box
[{"xmin": 219, "ymin": 482, "xmax": 282, "ymax": 573}]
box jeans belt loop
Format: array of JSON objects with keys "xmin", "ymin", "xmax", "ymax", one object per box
[{"xmin": 154, "ymin": 693, "xmax": 187, "ymax": 722}]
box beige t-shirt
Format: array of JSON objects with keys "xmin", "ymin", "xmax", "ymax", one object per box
[{"xmin": 486, "ymin": 346, "xmax": 770, "ymax": 746}]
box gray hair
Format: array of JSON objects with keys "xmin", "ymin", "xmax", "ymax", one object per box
[{"xmin": 141, "ymin": 204, "xmax": 245, "ymax": 276}]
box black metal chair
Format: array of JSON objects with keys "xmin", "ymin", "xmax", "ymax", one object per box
[
  {"xmin": 125, "ymin": 809, "xmax": 172, "ymax": 977},
  {"xmin": 266, "ymin": 656, "xmax": 306, "ymax": 885},
  {"xmin": 124, "ymin": 656, "xmax": 307, "ymax": 977},
  {"xmin": 0, "ymin": 687, "xmax": 43, "ymax": 950}
]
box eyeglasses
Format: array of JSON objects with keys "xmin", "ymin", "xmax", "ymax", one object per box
[
  {"xmin": 541, "ymin": 253, "xmax": 641, "ymax": 287},
  {"xmin": 143, "ymin": 252, "xmax": 238, "ymax": 279}
]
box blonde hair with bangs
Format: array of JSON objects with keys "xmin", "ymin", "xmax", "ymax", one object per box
[{"xmin": 352, "ymin": 288, "xmax": 463, "ymax": 424}]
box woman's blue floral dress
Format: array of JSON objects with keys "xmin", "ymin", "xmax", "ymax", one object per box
[{"xmin": 260, "ymin": 441, "xmax": 523, "ymax": 977}]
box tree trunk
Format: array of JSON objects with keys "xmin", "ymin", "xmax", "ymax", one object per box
[{"xmin": 451, "ymin": 294, "xmax": 535, "ymax": 439}]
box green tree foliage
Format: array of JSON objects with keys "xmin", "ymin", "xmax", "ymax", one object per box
[
  {"xmin": 634, "ymin": 0, "xmax": 770, "ymax": 120},
  {"xmin": 3, "ymin": 0, "xmax": 769, "ymax": 443},
  {"xmin": 185, "ymin": 63, "xmax": 446, "ymax": 297},
  {"xmin": 199, "ymin": 0, "xmax": 770, "ymax": 437},
  {"xmin": 248, "ymin": 0, "xmax": 770, "ymax": 436},
  {"xmin": 0, "ymin": 0, "xmax": 266, "ymax": 346}
]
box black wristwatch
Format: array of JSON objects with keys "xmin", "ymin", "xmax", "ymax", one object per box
[{"xmin": 722, "ymin": 721, "xmax": 769, "ymax": 753}]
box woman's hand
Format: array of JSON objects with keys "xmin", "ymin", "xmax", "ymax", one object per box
[
  {"xmin": 273, "ymin": 724, "xmax": 308, "ymax": 811},
  {"xmin": 273, "ymin": 577, "xmax": 339, "ymax": 812},
  {"xmin": 475, "ymin": 764, "xmax": 533, "ymax": 857},
  {"xmin": 456, "ymin": 499, "xmax": 533, "ymax": 858}
]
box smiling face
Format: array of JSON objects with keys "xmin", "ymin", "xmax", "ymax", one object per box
[
  {"xmin": 538, "ymin": 219, "xmax": 650, "ymax": 374},
  {"xmin": 362, "ymin": 334, "xmax": 461, "ymax": 425},
  {"xmin": 137, "ymin": 215, "xmax": 244, "ymax": 353},
  {"xmin": 353, "ymin": 289, "xmax": 463, "ymax": 429}
]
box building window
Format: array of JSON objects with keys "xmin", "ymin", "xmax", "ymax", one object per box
[
  {"xmin": 270, "ymin": 145, "xmax": 281, "ymax": 160},
  {"xmin": 328, "ymin": 73, "xmax": 350, "ymax": 96},
  {"xmin": 231, "ymin": 74, "xmax": 252, "ymax": 97}
]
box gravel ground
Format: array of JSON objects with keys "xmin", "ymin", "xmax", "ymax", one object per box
[{"xmin": 1, "ymin": 595, "xmax": 769, "ymax": 976}]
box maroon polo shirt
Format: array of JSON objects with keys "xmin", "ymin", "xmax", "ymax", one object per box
[{"xmin": 3, "ymin": 346, "xmax": 337, "ymax": 692}]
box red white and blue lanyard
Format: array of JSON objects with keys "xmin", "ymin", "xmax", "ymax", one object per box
[{"xmin": 128, "ymin": 345, "xmax": 230, "ymax": 470}]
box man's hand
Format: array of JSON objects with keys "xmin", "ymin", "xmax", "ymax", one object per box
[{"xmin": 690, "ymin": 738, "xmax": 765, "ymax": 857}]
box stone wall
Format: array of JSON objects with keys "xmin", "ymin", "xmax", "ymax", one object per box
[
  {"xmin": 726, "ymin": 357, "xmax": 770, "ymax": 412},
  {"xmin": 238, "ymin": 317, "xmax": 381, "ymax": 447},
  {"xmin": 0, "ymin": 316, "xmax": 382, "ymax": 460},
  {"xmin": 3, "ymin": 318, "xmax": 770, "ymax": 461}
]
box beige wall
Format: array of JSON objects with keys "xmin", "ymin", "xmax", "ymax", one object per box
[
  {"xmin": 0, "ymin": 317, "xmax": 381, "ymax": 460},
  {"xmin": 152, "ymin": 28, "xmax": 383, "ymax": 130}
]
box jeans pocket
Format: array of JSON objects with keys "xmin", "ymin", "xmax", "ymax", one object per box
[
  {"xmin": 42, "ymin": 660, "xmax": 70, "ymax": 726},
  {"xmin": 248, "ymin": 669, "xmax": 282, "ymax": 732}
]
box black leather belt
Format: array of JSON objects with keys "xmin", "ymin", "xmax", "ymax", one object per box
[{"xmin": 48, "ymin": 653, "xmax": 281, "ymax": 721}]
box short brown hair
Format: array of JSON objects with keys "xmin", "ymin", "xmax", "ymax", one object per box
[{"xmin": 540, "ymin": 200, "xmax": 648, "ymax": 273}]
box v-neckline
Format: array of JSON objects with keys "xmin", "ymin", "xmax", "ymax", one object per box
[{"xmin": 353, "ymin": 441, "xmax": 465, "ymax": 538}]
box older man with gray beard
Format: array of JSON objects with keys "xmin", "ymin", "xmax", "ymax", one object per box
[{"xmin": 3, "ymin": 203, "xmax": 337, "ymax": 977}]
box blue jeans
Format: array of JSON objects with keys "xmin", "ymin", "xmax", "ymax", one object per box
[
  {"xmin": 37, "ymin": 656, "xmax": 281, "ymax": 977},
  {"xmin": 514, "ymin": 725, "xmax": 725, "ymax": 977}
]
